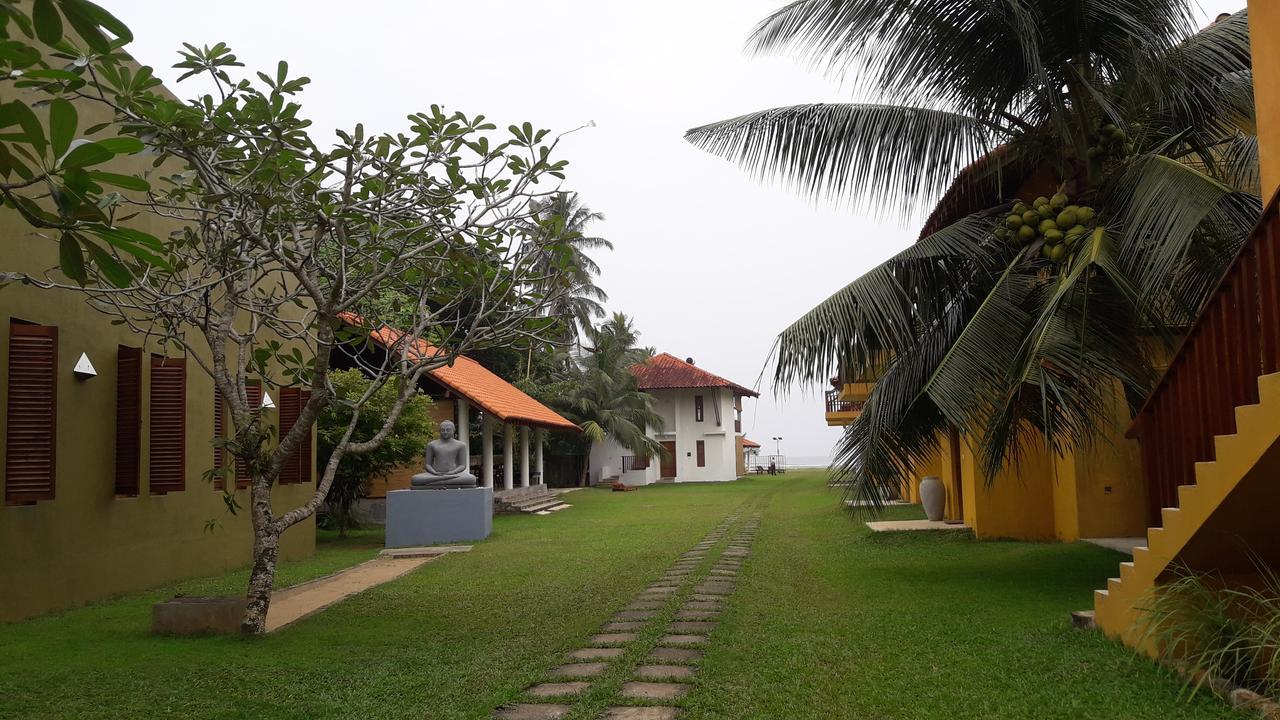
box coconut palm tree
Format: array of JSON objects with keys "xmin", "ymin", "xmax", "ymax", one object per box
[
  {"xmin": 555, "ymin": 313, "xmax": 664, "ymax": 483},
  {"xmin": 685, "ymin": 3, "xmax": 1259, "ymax": 508},
  {"xmin": 523, "ymin": 192, "xmax": 614, "ymax": 344}
]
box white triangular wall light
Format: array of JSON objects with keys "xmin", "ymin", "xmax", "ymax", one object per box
[
  {"xmin": 260, "ymin": 391, "xmax": 276, "ymax": 409},
  {"xmin": 73, "ymin": 352, "xmax": 97, "ymax": 379}
]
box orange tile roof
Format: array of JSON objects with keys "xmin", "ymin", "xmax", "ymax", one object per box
[
  {"xmin": 343, "ymin": 315, "xmax": 579, "ymax": 432},
  {"xmin": 629, "ymin": 353, "xmax": 759, "ymax": 397},
  {"xmin": 741, "ymin": 437, "xmax": 761, "ymax": 448}
]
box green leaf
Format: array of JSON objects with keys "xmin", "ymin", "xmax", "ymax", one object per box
[
  {"xmin": 49, "ymin": 98, "xmax": 76, "ymax": 158},
  {"xmin": 60, "ymin": 141, "xmax": 112, "ymax": 169},
  {"xmin": 95, "ymin": 136, "xmax": 143, "ymax": 154},
  {"xmin": 32, "ymin": 0, "xmax": 62, "ymax": 44},
  {"xmin": 86, "ymin": 171, "xmax": 148, "ymax": 191},
  {"xmin": 81, "ymin": 239, "xmax": 132, "ymax": 287},
  {"xmin": 0, "ymin": 100, "xmax": 46, "ymax": 156},
  {"xmin": 59, "ymin": 232, "xmax": 87, "ymax": 284}
]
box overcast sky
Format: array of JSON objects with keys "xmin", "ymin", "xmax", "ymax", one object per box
[{"xmin": 106, "ymin": 0, "xmax": 1244, "ymax": 461}]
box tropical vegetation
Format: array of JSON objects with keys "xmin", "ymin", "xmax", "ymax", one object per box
[
  {"xmin": 686, "ymin": 2, "xmax": 1259, "ymax": 507},
  {"xmin": 522, "ymin": 191, "xmax": 614, "ymax": 346},
  {"xmin": 317, "ymin": 369, "xmax": 435, "ymax": 537}
]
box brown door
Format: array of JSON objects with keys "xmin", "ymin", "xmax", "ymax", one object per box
[{"xmin": 660, "ymin": 441, "xmax": 677, "ymax": 479}]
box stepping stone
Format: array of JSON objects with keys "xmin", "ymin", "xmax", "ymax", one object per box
[
  {"xmin": 494, "ymin": 703, "xmax": 571, "ymax": 719},
  {"xmin": 649, "ymin": 647, "xmax": 703, "ymax": 663},
  {"xmin": 616, "ymin": 610, "xmax": 658, "ymax": 620},
  {"xmin": 650, "ymin": 580, "xmax": 680, "ymax": 587},
  {"xmin": 568, "ymin": 647, "xmax": 623, "ymax": 660},
  {"xmin": 635, "ymin": 664, "xmax": 696, "ymax": 681},
  {"xmin": 625, "ymin": 601, "xmax": 664, "ymax": 611},
  {"xmin": 590, "ymin": 633, "xmax": 637, "ymax": 646},
  {"xmin": 693, "ymin": 583, "xmax": 733, "ymax": 595},
  {"xmin": 691, "ymin": 594, "xmax": 725, "ymax": 603},
  {"xmin": 645, "ymin": 586, "xmax": 677, "ymax": 594},
  {"xmin": 620, "ymin": 681, "xmax": 689, "ymax": 700},
  {"xmin": 669, "ymin": 621, "xmax": 716, "ymax": 633},
  {"xmin": 675, "ymin": 610, "xmax": 719, "ymax": 620},
  {"xmin": 550, "ymin": 662, "xmax": 609, "ymax": 678},
  {"xmin": 603, "ymin": 621, "xmax": 648, "ymax": 632},
  {"xmin": 525, "ymin": 682, "xmax": 590, "ymax": 698},
  {"xmin": 660, "ymin": 634, "xmax": 708, "ymax": 646},
  {"xmin": 601, "ymin": 708, "xmax": 681, "ymax": 720},
  {"xmin": 709, "ymin": 570, "xmax": 736, "ymax": 577}
]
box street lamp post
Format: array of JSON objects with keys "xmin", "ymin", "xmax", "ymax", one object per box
[{"xmin": 771, "ymin": 436, "xmax": 783, "ymax": 455}]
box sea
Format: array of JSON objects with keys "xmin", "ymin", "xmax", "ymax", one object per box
[{"xmin": 782, "ymin": 455, "xmax": 834, "ymax": 469}]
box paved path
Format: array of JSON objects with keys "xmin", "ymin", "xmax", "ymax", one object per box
[
  {"xmin": 493, "ymin": 504, "xmax": 763, "ymax": 719},
  {"xmin": 264, "ymin": 552, "xmax": 452, "ymax": 632}
]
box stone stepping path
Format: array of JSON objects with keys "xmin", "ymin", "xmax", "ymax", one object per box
[{"xmin": 493, "ymin": 509, "xmax": 763, "ymax": 719}]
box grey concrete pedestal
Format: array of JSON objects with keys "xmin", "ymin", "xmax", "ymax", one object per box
[{"xmin": 385, "ymin": 487, "xmax": 492, "ymax": 548}]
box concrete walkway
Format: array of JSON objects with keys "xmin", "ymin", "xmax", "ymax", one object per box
[
  {"xmin": 865, "ymin": 518, "xmax": 971, "ymax": 532},
  {"xmin": 264, "ymin": 546, "xmax": 468, "ymax": 632}
]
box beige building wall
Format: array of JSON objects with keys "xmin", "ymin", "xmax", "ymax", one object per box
[{"xmin": 0, "ymin": 79, "xmax": 315, "ymax": 623}]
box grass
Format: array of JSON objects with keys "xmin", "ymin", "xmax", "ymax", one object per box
[{"xmin": 0, "ymin": 472, "xmax": 1239, "ymax": 719}]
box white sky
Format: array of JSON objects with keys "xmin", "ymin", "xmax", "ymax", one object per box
[{"xmin": 105, "ymin": 0, "xmax": 1244, "ymax": 460}]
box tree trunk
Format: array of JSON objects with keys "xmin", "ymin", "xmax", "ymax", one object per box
[{"xmin": 241, "ymin": 479, "xmax": 280, "ymax": 635}]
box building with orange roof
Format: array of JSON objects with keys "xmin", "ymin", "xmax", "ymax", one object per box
[
  {"xmin": 590, "ymin": 353, "xmax": 758, "ymax": 485},
  {"xmin": 333, "ymin": 317, "xmax": 578, "ymax": 505}
]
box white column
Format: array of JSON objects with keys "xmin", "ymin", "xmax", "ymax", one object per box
[
  {"xmin": 503, "ymin": 422, "xmax": 514, "ymax": 490},
  {"xmin": 535, "ymin": 428, "xmax": 545, "ymax": 485},
  {"xmin": 481, "ymin": 414, "xmax": 494, "ymax": 489},
  {"xmin": 520, "ymin": 425, "xmax": 531, "ymax": 488},
  {"xmin": 457, "ymin": 398, "xmax": 470, "ymax": 461}
]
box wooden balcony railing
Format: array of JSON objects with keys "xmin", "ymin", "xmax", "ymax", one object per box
[
  {"xmin": 621, "ymin": 455, "xmax": 650, "ymax": 473},
  {"xmin": 825, "ymin": 389, "xmax": 865, "ymax": 414},
  {"xmin": 1130, "ymin": 193, "xmax": 1280, "ymax": 525}
]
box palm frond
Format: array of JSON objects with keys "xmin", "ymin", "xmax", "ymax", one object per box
[
  {"xmin": 685, "ymin": 103, "xmax": 1003, "ymax": 214},
  {"xmin": 773, "ymin": 212, "xmax": 1006, "ymax": 387}
]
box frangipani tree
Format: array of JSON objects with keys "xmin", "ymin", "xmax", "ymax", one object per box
[
  {"xmin": 6, "ymin": 21, "xmax": 580, "ymax": 632},
  {"xmin": 686, "ymin": 2, "xmax": 1259, "ymax": 508}
]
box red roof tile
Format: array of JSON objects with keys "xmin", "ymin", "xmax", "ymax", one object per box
[
  {"xmin": 741, "ymin": 437, "xmax": 761, "ymax": 448},
  {"xmin": 342, "ymin": 315, "xmax": 579, "ymax": 432},
  {"xmin": 628, "ymin": 353, "xmax": 759, "ymax": 397}
]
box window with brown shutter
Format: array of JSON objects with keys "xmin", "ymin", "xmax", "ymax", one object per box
[
  {"xmin": 299, "ymin": 390, "xmax": 313, "ymax": 484},
  {"xmin": 114, "ymin": 346, "xmax": 142, "ymax": 496},
  {"xmin": 148, "ymin": 354, "xmax": 186, "ymax": 495},
  {"xmin": 5, "ymin": 321, "xmax": 57, "ymax": 505},
  {"xmin": 696, "ymin": 440, "xmax": 706, "ymax": 468},
  {"xmin": 277, "ymin": 387, "xmax": 300, "ymax": 485},
  {"xmin": 234, "ymin": 381, "xmax": 262, "ymax": 489},
  {"xmin": 213, "ymin": 386, "xmax": 226, "ymax": 491}
]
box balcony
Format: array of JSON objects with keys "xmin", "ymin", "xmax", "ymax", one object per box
[
  {"xmin": 621, "ymin": 455, "xmax": 650, "ymax": 473},
  {"xmin": 837, "ymin": 382, "xmax": 875, "ymax": 402},
  {"xmin": 825, "ymin": 389, "xmax": 866, "ymax": 426}
]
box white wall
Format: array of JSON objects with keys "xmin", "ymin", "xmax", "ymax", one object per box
[{"xmin": 652, "ymin": 387, "xmax": 739, "ymax": 483}]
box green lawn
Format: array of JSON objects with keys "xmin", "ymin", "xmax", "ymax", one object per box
[{"xmin": 0, "ymin": 472, "xmax": 1237, "ymax": 719}]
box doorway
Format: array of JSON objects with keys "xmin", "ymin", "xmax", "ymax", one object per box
[{"xmin": 660, "ymin": 441, "xmax": 677, "ymax": 479}]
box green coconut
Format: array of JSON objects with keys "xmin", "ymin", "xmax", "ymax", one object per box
[
  {"xmin": 1056, "ymin": 209, "xmax": 1078, "ymax": 229},
  {"xmin": 1018, "ymin": 225, "xmax": 1037, "ymax": 242},
  {"xmin": 1050, "ymin": 193, "xmax": 1068, "ymax": 209},
  {"xmin": 1044, "ymin": 228, "xmax": 1064, "ymax": 244},
  {"xmin": 1037, "ymin": 204, "xmax": 1056, "ymax": 220},
  {"xmin": 1047, "ymin": 244, "xmax": 1067, "ymax": 262},
  {"xmin": 1077, "ymin": 206, "xmax": 1096, "ymax": 223},
  {"xmin": 1006, "ymin": 214, "xmax": 1024, "ymax": 229},
  {"xmin": 1038, "ymin": 218, "xmax": 1057, "ymax": 235},
  {"xmin": 1033, "ymin": 196, "xmax": 1050, "ymax": 208},
  {"xmin": 1022, "ymin": 210, "xmax": 1041, "ymax": 225}
]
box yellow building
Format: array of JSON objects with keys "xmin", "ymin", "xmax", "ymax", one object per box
[
  {"xmin": 0, "ymin": 80, "xmax": 315, "ymax": 623},
  {"xmin": 1092, "ymin": 1, "xmax": 1280, "ymax": 652}
]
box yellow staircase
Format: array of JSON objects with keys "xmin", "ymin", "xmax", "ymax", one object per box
[{"xmin": 1093, "ymin": 372, "xmax": 1280, "ymax": 651}]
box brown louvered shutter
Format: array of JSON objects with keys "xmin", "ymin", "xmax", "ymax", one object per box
[
  {"xmin": 148, "ymin": 354, "xmax": 186, "ymax": 494},
  {"xmin": 696, "ymin": 440, "xmax": 706, "ymax": 468},
  {"xmin": 213, "ymin": 386, "xmax": 226, "ymax": 490},
  {"xmin": 277, "ymin": 387, "xmax": 300, "ymax": 485},
  {"xmin": 5, "ymin": 322, "xmax": 57, "ymax": 505},
  {"xmin": 234, "ymin": 382, "xmax": 262, "ymax": 489},
  {"xmin": 299, "ymin": 390, "xmax": 313, "ymax": 484},
  {"xmin": 114, "ymin": 346, "xmax": 142, "ymax": 496}
]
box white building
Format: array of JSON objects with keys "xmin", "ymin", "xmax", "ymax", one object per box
[{"xmin": 589, "ymin": 353, "xmax": 758, "ymax": 485}]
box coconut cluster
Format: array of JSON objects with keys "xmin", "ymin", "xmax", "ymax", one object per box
[
  {"xmin": 1086, "ymin": 123, "xmax": 1136, "ymax": 162},
  {"xmin": 993, "ymin": 192, "xmax": 1096, "ymax": 263}
]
